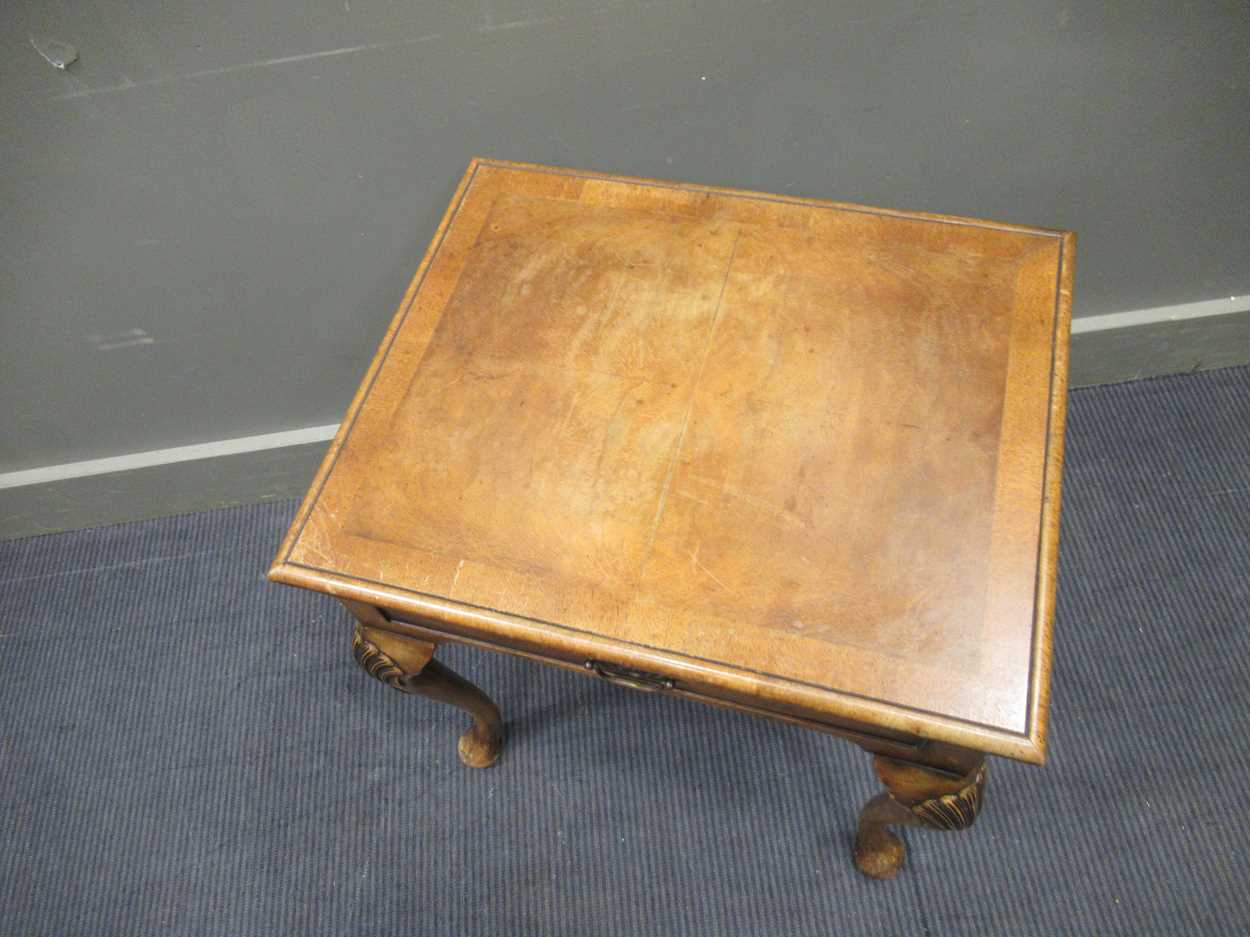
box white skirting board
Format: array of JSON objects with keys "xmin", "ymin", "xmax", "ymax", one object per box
[
  {"xmin": 1070, "ymin": 294, "xmax": 1245, "ymax": 334},
  {"xmin": 0, "ymin": 425, "xmax": 340, "ymax": 491}
]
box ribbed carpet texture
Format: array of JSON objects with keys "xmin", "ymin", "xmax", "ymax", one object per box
[{"xmin": 3, "ymin": 366, "xmax": 1248, "ymax": 936}]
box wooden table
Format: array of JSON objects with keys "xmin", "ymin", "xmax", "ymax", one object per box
[{"xmin": 270, "ymin": 158, "xmax": 1075, "ymax": 879}]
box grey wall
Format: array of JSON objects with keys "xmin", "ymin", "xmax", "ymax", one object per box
[{"xmin": 4, "ymin": 0, "xmax": 1249, "ymax": 474}]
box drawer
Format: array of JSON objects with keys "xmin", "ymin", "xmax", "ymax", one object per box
[{"xmin": 377, "ymin": 604, "xmax": 930, "ymax": 760}]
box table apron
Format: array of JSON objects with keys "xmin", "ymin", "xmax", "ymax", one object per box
[{"xmin": 375, "ymin": 605, "xmax": 935, "ymax": 762}]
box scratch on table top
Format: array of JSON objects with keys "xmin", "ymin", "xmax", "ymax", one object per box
[
  {"xmin": 689, "ymin": 542, "xmax": 733, "ymax": 593},
  {"xmin": 672, "ymin": 489, "xmax": 711, "ymax": 507},
  {"xmin": 439, "ymin": 373, "xmax": 466, "ymax": 393},
  {"xmin": 638, "ymin": 229, "xmax": 742, "ymax": 575},
  {"xmin": 290, "ymin": 533, "xmax": 335, "ymax": 570},
  {"xmin": 689, "ymin": 476, "xmax": 810, "ymax": 530},
  {"xmin": 554, "ymin": 389, "xmax": 581, "ymax": 438}
]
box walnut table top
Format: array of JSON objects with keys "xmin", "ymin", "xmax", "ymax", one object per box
[{"xmin": 271, "ymin": 158, "xmax": 1074, "ymax": 768}]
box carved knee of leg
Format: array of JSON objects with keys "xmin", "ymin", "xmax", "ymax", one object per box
[
  {"xmin": 879, "ymin": 757, "xmax": 987, "ymax": 831},
  {"xmin": 351, "ymin": 623, "xmax": 436, "ymax": 688},
  {"xmin": 854, "ymin": 754, "xmax": 987, "ymax": 880}
]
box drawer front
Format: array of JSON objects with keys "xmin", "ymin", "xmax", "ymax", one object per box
[{"xmin": 379, "ymin": 605, "xmax": 928, "ymax": 758}]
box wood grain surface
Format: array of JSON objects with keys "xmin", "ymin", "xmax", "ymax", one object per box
[{"xmin": 271, "ymin": 159, "xmax": 1074, "ymax": 764}]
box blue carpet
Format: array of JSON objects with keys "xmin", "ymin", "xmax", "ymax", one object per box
[{"xmin": 2, "ymin": 366, "xmax": 1248, "ymax": 936}]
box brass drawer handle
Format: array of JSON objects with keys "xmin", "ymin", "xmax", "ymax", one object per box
[{"xmin": 585, "ymin": 660, "xmax": 674, "ymax": 693}]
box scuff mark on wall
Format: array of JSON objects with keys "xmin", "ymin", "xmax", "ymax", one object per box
[
  {"xmin": 53, "ymin": 33, "xmax": 443, "ymax": 100},
  {"xmin": 88, "ymin": 329, "xmax": 155, "ymax": 351},
  {"xmin": 31, "ymin": 37, "xmax": 79, "ymax": 70}
]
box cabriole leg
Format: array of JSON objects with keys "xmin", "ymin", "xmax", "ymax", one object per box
[
  {"xmin": 344, "ymin": 599, "xmax": 504, "ymax": 768},
  {"xmin": 853, "ymin": 750, "xmax": 987, "ymax": 880}
]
